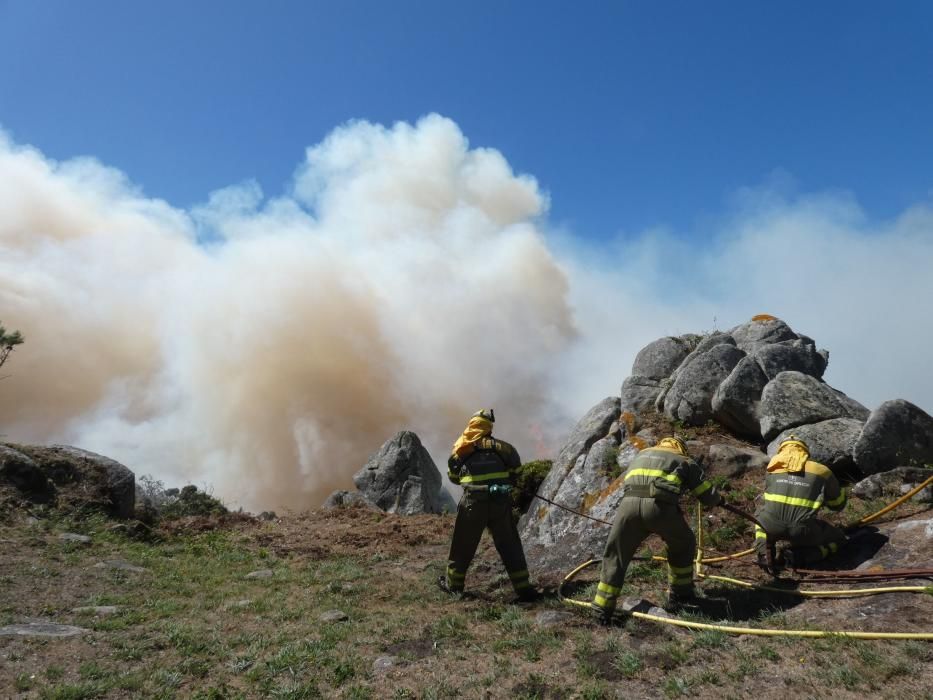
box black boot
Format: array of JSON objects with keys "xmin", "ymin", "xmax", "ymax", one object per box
[
  {"xmin": 664, "ymin": 589, "xmax": 699, "ymax": 613},
  {"xmin": 590, "ymin": 604, "xmax": 614, "ymax": 626},
  {"xmin": 516, "ymin": 587, "xmax": 542, "ymax": 603},
  {"xmin": 437, "ymin": 576, "xmax": 463, "ymax": 597}
]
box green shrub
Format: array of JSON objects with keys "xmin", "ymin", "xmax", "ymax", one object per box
[{"xmin": 511, "ymin": 460, "xmax": 553, "ymax": 518}]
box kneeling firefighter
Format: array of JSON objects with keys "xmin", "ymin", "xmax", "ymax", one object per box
[
  {"xmin": 441, "ymin": 409, "xmax": 539, "ymax": 601},
  {"xmin": 754, "ymin": 436, "xmax": 847, "ymax": 568},
  {"xmin": 592, "ymin": 436, "xmax": 723, "ymax": 621}
]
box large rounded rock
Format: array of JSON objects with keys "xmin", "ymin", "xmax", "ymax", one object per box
[
  {"xmin": 3, "ymin": 444, "xmax": 136, "ymax": 517},
  {"xmin": 353, "ymin": 431, "xmax": 443, "ymax": 514},
  {"xmin": 50, "ymin": 446, "xmax": 136, "ymax": 518},
  {"xmin": 758, "ymin": 372, "xmax": 867, "ymax": 441},
  {"xmin": 730, "ymin": 317, "xmax": 798, "ymax": 354},
  {"xmin": 670, "ymin": 333, "xmax": 735, "ymax": 383},
  {"xmin": 767, "ymin": 418, "xmax": 865, "ymax": 477},
  {"xmin": 663, "ymin": 344, "xmax": 746, "ymax": 426},
  {"xmin": 631, "ymin": 336, "xmax": 694, "ymax": 379},
  {"xmin": 705, "ymin": 443, "xmax": 768, "ymax": 478},
  {"xmin": 754, "ymin": 340, "xmax": 827, "ymax": 380},
  {"xmin": 853, "ymin": 400, "xmax": 933, "ymax": 476},
  {"xmin": 711, "ymin": 357, "xmax": 769, "ymax": 438},
  {"xmin": 519, "ymin": 397, "xmax": 620, "ymax": 565},
  {"xmin": 620, "ymin": 375, "xmax": 661, "ymax": 414}
]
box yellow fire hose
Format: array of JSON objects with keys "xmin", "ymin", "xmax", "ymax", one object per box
[
  {"xmin": 852, "ymin": 473, "xmax": 933, "ymax": 526},
  {"xmin": 559, "ymin": 559, "xmax": 933, "ymax": 639}
]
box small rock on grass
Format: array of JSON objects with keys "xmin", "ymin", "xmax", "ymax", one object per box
[
  {"xmin": 71, "ymin": 606, "xmax": 120, "ymax": 616},
  {"xmin": 244, "ymin": 569, "xmax": 274, "ymax": 579},
  {"xmin": 373, "ymin": 655, "xmax": 397, "ymax": 673},
  {"xmin": 320, "ymin": 610, "xmax": 349, "ymax": 623},
  {"xmin": 0, "ymin": 622, "xmax": 89, "ymax": 637},
  {"xmin": 534, "ymin": 610, "xmax": 575, "ymax": 628}
]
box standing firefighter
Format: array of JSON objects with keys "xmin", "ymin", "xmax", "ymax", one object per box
[
  {"xmin": 754, "ymin": 436, "xmax": 847, "ymax": 568},
  {"xmin": 592, "ymin": 436, "xmax": 722, "ymax": 622},
  {"xmin": 440, "ymin": 409, "xmax": 539, "ymax": 601}
]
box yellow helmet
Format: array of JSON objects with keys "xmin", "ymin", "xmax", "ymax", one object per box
[
  {"xmin": 658, "ymin": 436, "xmax": 689, "ymax": 456},
  {"xmin": 472, "ymin": 409, "xmax": 495, "ymax": 423},
  {"xmin": 779, "ymin": 435, "xmax": 808, "ymax": 452}
]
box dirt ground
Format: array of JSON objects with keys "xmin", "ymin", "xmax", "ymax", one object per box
[{"xmin": 1, "ymin": 495, "xmax": 932, "ymax": 699}]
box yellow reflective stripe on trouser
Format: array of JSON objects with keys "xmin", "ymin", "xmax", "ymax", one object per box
[
  {"xmin": 459, "ymin": 472, "xmax": 510, "ymax": 484},
  {"xmin": 764, "ymin": 492, "xmax": 822, "ymax": 509},
  {"xmin": 597, "ymin": 582, "xmax": 622, "ymax": 596},
  {"xmin": 692, "ymin": 481, "xmax": 712, "ymax": 496},
  {"xmin": 446, "ymin": 567, "xmax": 465, "ymax": 589},
  {"xmin": 625, "ymin": 468, "xmax": 682, "ymax": 485},
  {"xmin": 755, "ymin": 526, "xmax": 768, "ymax": 540},
  {"xmin": 668, "ymin": 564, "xmax": 693, "ymax": 585},
  {"xmin": 826, "ymin": 491, "xmax": 846, "ymax": 507},
  {"xmin": 593, "ymin": 581, "xmax": 621, "ymax": 610}
]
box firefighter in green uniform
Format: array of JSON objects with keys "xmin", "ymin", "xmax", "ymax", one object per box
[
  {"xmin": 592, "ymin": 436, "xmax": 722, "ymax": 622},
  {"xmin": 754, "ymin": 436, "xmax": 847, "ymax": 568},
  {"xmin": 440, "ymin": 409, "xmax": 539, "ymax": 601}
]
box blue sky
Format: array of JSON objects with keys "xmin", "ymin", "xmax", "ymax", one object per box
[{"xmin": 2, "ymin": 1, "xmax": 932, "ymax": 240}]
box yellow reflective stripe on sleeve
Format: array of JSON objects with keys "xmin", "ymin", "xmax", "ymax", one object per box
[
  {"xmin": 625, "ymin": 468, "xmax": 682, "ymax": 485},
  {"xmin": 459, "ymin": 472, "xmax": 510, "ymax": 484},
  {"xmin": 668, "ymin": 564, "xmax": 694, "ymax": 574},
  {"xmin": 692, "ymin": 481, "xmax": 712, "ymax": 496},
  {"xmin": 755, "ymin": 529, "xmax": 768, "ymax": 540},
  {"xmin": 597, "ymin": 582, "xmax": 622, "ymax": 595},
  {"xmin": 826, "ymin": 491, "xmax": 846, "ymax": 507},
  {"xmin": 763, "ymin": 492, "xmax": 822, "ymax": 509}
]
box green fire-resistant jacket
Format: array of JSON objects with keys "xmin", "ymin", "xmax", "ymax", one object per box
[
  {"xmin": 621, "ymin": 446, "xmax": 721, "ymax": 507},
  {"xmin": 759, "ymin": 460, "xmax": 847, "ymax": 526},
  {"xmin": 447, "ymin": 437, "xmax": 522, "ymax": 488}
]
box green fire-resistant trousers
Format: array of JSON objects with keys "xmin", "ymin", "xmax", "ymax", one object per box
[
  {"xmin": 594, "ymin": 496, "xmax": 695, "ymax": 613},
  {"xmin": 445, "ymin": 490, "xmax": 531, "ymax": 594}
]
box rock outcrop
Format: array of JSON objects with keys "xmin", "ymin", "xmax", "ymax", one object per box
[
  {"xmin": 0, "ymin": 443, "xmax": 135, "ymax": 518},
  {"xmin": 519, "ymin": 314, "xmax": 933, "ymax": 569},
  {"xmin": 518, "ymin": 397, "xmax": 622, "ymax": 571},
  {"xmin": 351, "ymin": 431, "xmax": 445, "ymax": 515}
]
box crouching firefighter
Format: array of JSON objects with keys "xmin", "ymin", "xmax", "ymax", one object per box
[
  {"xmin": 754, "ymin": 436, "xmax": 847, "ymax": 569},
  {"xmin": 440, "ymin": 409, "xmax": 540, "ymax": 602},
  {"xmin": 592, "ymin": 436, "xmax": 723, "ymax": 623}
]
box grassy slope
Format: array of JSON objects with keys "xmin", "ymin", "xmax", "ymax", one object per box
[{"xmin": 1, "ymin": 497, "xmax": 932, "ymax": 700}]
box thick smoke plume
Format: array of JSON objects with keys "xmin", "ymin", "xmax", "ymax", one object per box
[
  {"xmin": 4, "ymin": 116, "xmax": 933, "ymax": 511},
  {"xmin": 0, "ymin": 116, "xmax": 576, "ymax": 510}
]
